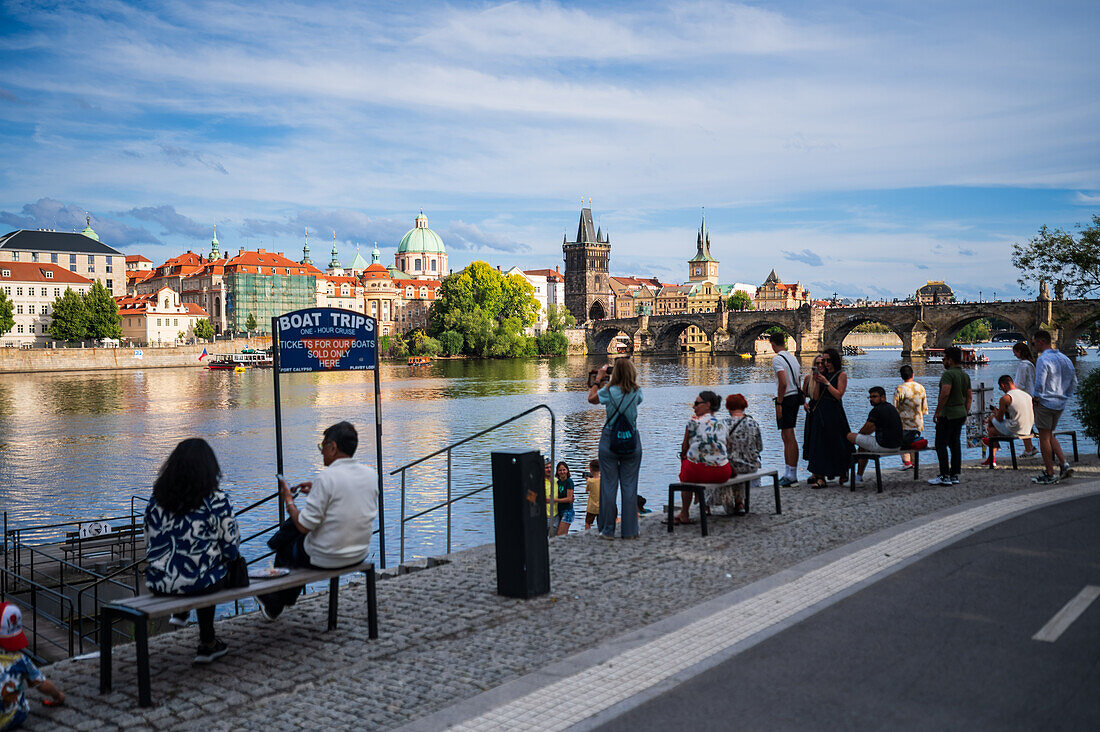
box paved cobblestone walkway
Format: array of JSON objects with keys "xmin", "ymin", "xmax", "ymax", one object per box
[{"xmin": 28, "ymin": 456, "xmax": 1100, "ymax": 730}]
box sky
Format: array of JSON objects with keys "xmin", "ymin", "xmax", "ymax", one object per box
[{"xmin": 1, "ymin": 0, "xmax": 1098, "ymax": 301}]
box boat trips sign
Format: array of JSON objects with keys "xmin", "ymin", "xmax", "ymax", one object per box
[{"xmin": 276, "ymin": 308, "xmax": 378, "ymax": 372}]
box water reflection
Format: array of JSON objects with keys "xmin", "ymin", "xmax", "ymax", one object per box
[{"xmin": 0, "ymin": 349, "xmax": 1094, "ymax": 563}]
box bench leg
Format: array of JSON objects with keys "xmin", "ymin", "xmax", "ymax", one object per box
[
  {"xmin": 744, "ymin": 481, "xmax": 751, "ymax": 514},
  {"xmin": 327, "ymin": 576, "xmax": 339, "ymax": 632},
  {"xmin": 772, "ymin": 475, "xmax": 781, "ymax": 515},
  {"xmin": 667, "ymin": 485, "xmax": 676, "ymax": 533},
  {"xmin": 913, "ymin": 451, "xmax": 920, "ymax": 481},
  {"xmin": 1009, "ymin": 438, "xmax": 1018, "ymax": 470},
  {"xmin": 99, "ymin": 607, "xmax": 113, "ymax": 694},
  {"xmin": 698, "ymin": 489, "xmax": 708, "ymax": 537},
  {"xmin": 135, "ymin": 616, "xmax": 151, "ymax": 708},
  {"xmin": 850, "ymin": 458, "xmax": 857, "ymax": 492},
  {"xmin": 1071, "ymin": 432, "xmax": 1079, "ymax": 462},
  {"xmin": 366, "ymin": 567, "xmax": 378, "ymax": 640},
  {"xmin": 875, "ymin": 457, "xmax": 883, "ymax": 494}
]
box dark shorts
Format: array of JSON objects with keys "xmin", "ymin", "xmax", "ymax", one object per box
[{"xmin": 777, "ymin": 393, "xmax": 803, "ymax": 430}]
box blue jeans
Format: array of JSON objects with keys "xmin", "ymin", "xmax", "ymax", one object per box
[{"xmin": 597, "ymin": 430, "xmax": 643, "ymax": 538}]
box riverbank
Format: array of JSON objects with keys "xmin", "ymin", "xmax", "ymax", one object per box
[
  {"xmin": 0, "ymin": 338, "xmax": 272, "ymax": 373},
  {"xmin": 28, "ymin": 455, "xmax": 1100, "ymax": 730}
]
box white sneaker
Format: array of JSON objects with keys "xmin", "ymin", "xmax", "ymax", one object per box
[
  {"xmin": 1021, "ymin": 449, "xmax": 1040, "ymax": 459},
  {"xmin": 169, "ymin": 614, "xmax": 189, "ymax": 628},
  {"xmin": 896, "ymin": 464, "xmax": 913, "ymax": 471},
  {"xmin": 950, "ymin": 475, "xmax": 960, "ymax": 484},
  {"xmin": 1060, "ymin": 463, "xmax": 1074, "ymax": 479},
  {"xmin": 853, "ymin": 474, "xmax": 864, "ymax": 483},
  {"xmin": 927, "ymin": 475, "xmax": 952, "ymax": 486}
]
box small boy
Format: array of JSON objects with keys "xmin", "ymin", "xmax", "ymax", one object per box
[
  {"xmin": 1, "ymin": 602, "xmax": 64, "ymax": 731},
  {"xmin": 584, "ymin": 459, "xmax": 600, "ymax": 530}
]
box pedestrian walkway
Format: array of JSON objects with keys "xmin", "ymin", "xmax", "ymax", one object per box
[
  {"xmin": 411, "ymin": 481, "xmax": 1100, "ymax": 731},
  {"xmin": 26, "ymin": 458, "xmax": 1100, "ymax": 730}
]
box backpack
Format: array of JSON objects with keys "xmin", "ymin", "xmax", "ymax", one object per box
[{"xmin": 606, "ymin": 390, "xmax": 639, "ymax": 455}]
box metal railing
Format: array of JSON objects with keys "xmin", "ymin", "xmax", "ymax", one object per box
[
  {"xmin": 390, "ymin": 404, "xmax": 555, "ymax": 564},
  {"xmin": 0, "ymin": 566, "xmax": 76, "ymax": 660}
]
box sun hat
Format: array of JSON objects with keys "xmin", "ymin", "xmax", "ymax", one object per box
[{"xmin": 0, "ymin": 602, "xmax": 29, "ymax": 652}]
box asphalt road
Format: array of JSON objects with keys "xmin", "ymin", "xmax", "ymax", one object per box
[{"xmin": 598, "ymin": 493, "xmax": 1100, "ymax": 731}]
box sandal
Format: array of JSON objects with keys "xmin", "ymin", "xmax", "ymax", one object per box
[
  {"xmin": 674, "ymin": 516, "xmax": 696, "ymax": 525},
  {"xmin": 810, "ymin": 478, "xmax": 828, "ymax": 490}
]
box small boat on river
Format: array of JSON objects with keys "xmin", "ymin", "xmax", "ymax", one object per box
[
  {"xmin": 925, "ymin": 347, "xmax": 988, "ymax": 365},
  {"xmin": 407, "ymin": 355, "xmax": 432, "ymax": 366},
  {"xmin": 206, "ymin": 351, "xmax": 274, "ymax": 370}
]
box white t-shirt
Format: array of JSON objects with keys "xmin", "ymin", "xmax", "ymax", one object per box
[
  {"xmin": 1013, "ymin": 359, "xmax": 1035, "ymax": 395},
  {"xmin": 772, "ymin": 351, "xmax": 801, "ymax": 397},
  {"xmin": 999, "ymin": 388, "xmax": 1035, "ymax": 437},
  {"xmin": 298, "ymin": 457, "xmax": 378, "ymax": 568}
]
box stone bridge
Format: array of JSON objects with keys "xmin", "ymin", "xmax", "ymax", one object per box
[{"xmin": 586, "ymin": 296, "xmax": 1100, "ymax": 358}]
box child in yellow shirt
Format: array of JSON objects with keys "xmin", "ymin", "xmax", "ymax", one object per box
[{"xmin": 584, "ymin": 459, "xmax": 600, "ymax": 530}]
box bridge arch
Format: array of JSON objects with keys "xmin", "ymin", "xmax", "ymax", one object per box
[
  {"xmin": 1055, "ymin": 305, "xmax": 1100, "ymax": 351},
  {"xmin": 651, "ymin": 318, "xmax": 712, "ymax": 354},
  {"xmin": 589, "ymin": 324, "xmax": 635, "ymax": 354},
  {"xmin": 730, "ymin": 320, "xmax": 798, "ymax": 355},
  {"xmin": 823, "ymin": 314, "xmax": 912, "ymax": 349},
  {"xmin": 932, "ymin": 312, "xmax": 1031, "ymax": 349}
]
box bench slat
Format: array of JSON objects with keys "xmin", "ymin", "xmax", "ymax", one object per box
[{"xmin": 108, "ymin": 562, "xmax": 374, "ymax": 619}]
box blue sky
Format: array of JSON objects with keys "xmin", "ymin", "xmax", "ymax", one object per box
[{"xmin": 1, "ymin": 0, "xmax": 1098, "ymax": 300}]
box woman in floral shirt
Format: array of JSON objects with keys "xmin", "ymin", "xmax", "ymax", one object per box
[
  {"xmin": 145, "ymin": 438, "xmax": 240, "ymax": 664},
  {"xmin": 724, "ymin": 393, "xmax": 763, "ymax": 515},
  {"xmin": 676, "ymin": 391, "xmax": 731, "ymax": 524}
]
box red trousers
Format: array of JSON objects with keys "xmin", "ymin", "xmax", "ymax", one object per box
[{"xmin": 679, "ymin": 459, "xmax": 732, "ymax": 483}]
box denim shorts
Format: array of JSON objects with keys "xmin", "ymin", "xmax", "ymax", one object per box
[{"xmin": 558, "ymin": 508, "xmax": 575, "ymax": 524}]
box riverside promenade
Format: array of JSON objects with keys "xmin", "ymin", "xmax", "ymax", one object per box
[{"xmin": 27, "ymin": 456, "xmax": 1100, "ymax": 730}]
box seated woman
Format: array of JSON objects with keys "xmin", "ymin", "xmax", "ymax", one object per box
[
  {"xmin": 724, "ymin": 393, "xmax": 763, "ymax": 516},
  {"xmin": 676, "ymin": 390, "xmax": 731, "ymax": 524},
  {"xmin": 144, "ymin": 438, "xmax": 241, "ymax": 664}
]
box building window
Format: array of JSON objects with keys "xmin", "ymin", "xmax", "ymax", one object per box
[
  {"xmin": 70, "ymin": 254, "xmax": 76, "ymax": 264},
  {"xmin": 54, "ymin": 288, "xmax": 60, "ymax": 297},
  {"xmin": 105, "ymin": 265, "xmax": 113, "ymax": 273},
  {"xmin": 31, "ymin": 252, "xmax": 39, "ymax": 262},
  {"xmin": 1, "ymin": 269, "xmax": 7, "ymax": 277},
  {"xmin": 157, "ymin": 318, "xmax": 162, "ymax": 326},
  {"xmin": 16, "ymin": 287, "xmax": 22, "ymax": 296},
  {"xmin": 70, "ymin": 266, "xmax": 77, "ymax": 273},
  {"xmin": 88, "ymin": 255, "xmax": 94, "ymax": 265},
  {"xmin": 106, "ymin": 280, "xmax": 112, "ymax": 292},
  {"xmin": 2, "ymin": 286, "xmax": 8, "ymax": 294},
  {"xmin": 40, "ymin": 305, "xmax": 48, "ymax": 315},
  {"xmin": 16, "ymin": 305, "xmax": 23, "ymax": 314},
  {"xmin": 431, "ymin": 260, "xmax": 437, "ymax": 272},
  {"xmin": 11, "ymin": 252, "xmax": 18, "ymax": 261},
  {"xmin": 415, "ymin": 258, "xmax": 422, "ymax": 271},
  {"xmin": 16, "ymin": 324, "xmax": 23, "ymax": 333}
]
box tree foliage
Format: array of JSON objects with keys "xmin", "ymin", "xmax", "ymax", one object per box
[
  {"xmin": 194, "ymin": 318, "xmax": 215, "ymax": 340},
  {"xmin": 727, "ymin": 289, "xmax": 754, "ymax": 311},
  {"xmin": 408, "ymin": 330, "xmax": 442, "ymax": 356},
  {"xmin": 954, "ymin": 319, "xmax": 991, "ymax": 343},
  {"xmin": 0, "ymin": 289, "xmax": 13, "ymax": 336},
  {"xmin": 245, "ymin": 312, "xmax": 257, "ymax": 332},
  {"xmin": 1012, "ymin": 215, "xmax": 1100, "ymax": 297},
  {"xmin": 545, "ymin": 303, "xmax": 576, "ymax": 332},
  {"xmin": 536, "ymin": 331, "xmax": 568, "ymax": 355},
  {"xmin": 1072, "ymin": 366, "xmax": 1100, "ymax": 443},
  {"xmin": 438, "ymin": 330, "xmax": 464, "ymax": 356},
  {"xmin": 48, "ymin": 288, "xmax": 88, "ymax": 341},
  {"xmin": 83, "ymin": 281, "xmax": 122, "ymax": 340},
  {"xmin": 428, "ymin": 262, "xmax": 541, "ymax": 358}
]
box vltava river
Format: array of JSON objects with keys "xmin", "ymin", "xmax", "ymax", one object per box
[{"xmin": 1, "ymin": 348, "xmax": 1095, "ymax": 564}]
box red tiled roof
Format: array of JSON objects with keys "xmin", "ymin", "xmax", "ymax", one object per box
[
  {"xmin": 125, "ymin": 254, "xmax": 152, "ymax": 263},
  {"xmin": 114, "ymin": 291, "xmax": 208, "ymax": 318},
  {"xmin": 0, "ymin": 261, "xmax": 94, "ymax": 285},
  {"xmin": 523, "ymin": 268, "xmax": 565, "ymax": 282},
  {"xmin": 184, "ymin": 303, "xmax": 209, "ymax": 317},
  {"xmin": 222, "ymin": 249, "xmax": 312, "ymax": 276}
]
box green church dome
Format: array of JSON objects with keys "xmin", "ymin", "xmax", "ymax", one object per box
[{"xmin": 397, "ymin": 210, "xmax": 446, "ymax": 254}]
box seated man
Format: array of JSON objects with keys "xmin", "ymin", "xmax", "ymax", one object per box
[
  {"xmin": 846, "ymin": 386, "xmax": 904, "ymax": 481},
  {"xmin": 983, "ymin": 374, "xmax": 1036, "ymax": 467},
  {"xmin": 257, "ymin": 421, "xmax": 378, "ymax": 620}
]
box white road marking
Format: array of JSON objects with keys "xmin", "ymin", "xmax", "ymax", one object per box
[
  {"xmin": 1032, "ymin": 585, "xmax": 1100, "ymax": 643},
  {"xmin": 448, "ymin": 484, "xmax": 1099, "ymax": 732}
]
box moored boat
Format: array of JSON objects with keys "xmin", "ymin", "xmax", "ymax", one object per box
[
  {"xmin": 206, "ymin": 352, "xmax": 274, "ymax": 370},
  {"xmin": 925, "ymin": 347, "xmax": 988, "ymax": 365},
  {"xmin": 407, "ymin": 355, "xmax": 432, "ymax": 366}
]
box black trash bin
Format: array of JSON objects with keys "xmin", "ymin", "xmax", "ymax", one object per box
[{"xmin": 490, "ymin": 448, "xmax": 550, "ymax": 598}]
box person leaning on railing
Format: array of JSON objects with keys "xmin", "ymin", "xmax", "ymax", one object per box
[{"xmin": 143, "ymin": 438, "xmax": 241, "ymax": 664}]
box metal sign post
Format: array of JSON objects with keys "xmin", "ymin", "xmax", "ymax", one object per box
[{"xmin": 270, "ymin": 308, "xmax": 386, "ymax": 567}]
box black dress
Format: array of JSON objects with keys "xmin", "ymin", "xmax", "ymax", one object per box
[{"xmin": 806, "ymin": 371, "xmax": 854, "ymax": 479}]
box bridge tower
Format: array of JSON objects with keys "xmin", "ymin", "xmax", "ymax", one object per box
[
  {"xmin": 563, "ymin": 207, "xmax": 611, "ymax": 323},
  {"xmin": 688, "ymin": 212, "xmax": 719, "ymax": 285}
]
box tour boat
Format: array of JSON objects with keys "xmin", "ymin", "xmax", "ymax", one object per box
[
  {"xmin": 407, "ymin": 355, "xmax": 432, "ymax": 366},
  {"xmin": 925, "ymin": 348, "xmax": 988, "ymax": 365},
  {"xmin": 206, "ymin": 352, "xmax": 274, "ymax": 370}
]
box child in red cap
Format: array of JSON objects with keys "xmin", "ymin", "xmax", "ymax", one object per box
[{"xmin": 1, "ymin": 602, "xmax": 64, "ymax": 730}]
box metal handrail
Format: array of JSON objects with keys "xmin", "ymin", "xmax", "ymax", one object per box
[
  {"xmin": 390, "ymin": 404, "xmax": 555, "ymax": 563},
  {"xmin": 0, "ymin": 566, "xmax": 77, "ymax": 658}
]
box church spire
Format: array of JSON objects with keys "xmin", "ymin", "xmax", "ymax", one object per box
[
  {"xmin": 301, "ymin": 228, "xmax": 312, "ymax": 265},
  {"xmin": 209, "ymin": 225, "xmax": 220, "ymax": 260},
  {"xmin": 329, "ymin": 231, "xmax": 340, "ymax": 269}
]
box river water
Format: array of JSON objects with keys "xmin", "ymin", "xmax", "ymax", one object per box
[{"xmin": 1, "ymin": 347, "xmax": 1095, "ymax": 565}]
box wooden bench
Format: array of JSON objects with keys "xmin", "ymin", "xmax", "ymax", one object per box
[
  {"xmin": 667, "ymin": 469, "xmax": 781, "ymax": 537},
  {"xmin": 849, "ymin": 447, "xmax": 932, "ymax": 493},
  {"xmin": 99, "ymin": 562, "xmax": 378, "ymax": 707},
  {"xmin": 987, "ymin": 430, "xmax": 1078, "ymax": 470}
]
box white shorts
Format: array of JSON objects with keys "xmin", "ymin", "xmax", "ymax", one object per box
[{"xmin": 854, "ymin": 433, "xmax": 882, "ymax": 452}]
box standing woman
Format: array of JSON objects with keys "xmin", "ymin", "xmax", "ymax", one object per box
[
  {"xmin": 805, "ymin": 348, "xmax": 853, "ymax": 488},
  {"xmin": 1012, "ymin": 341, "xmax": 1039, "ymax": 458},
  {"xmin": 802, "ymin": 355, "xmax": 825, "ymax": 461},
  {"xmin": 588, "ymin": 357, "xmax": 643, "ymax": 539},
  {"xmin": 144, "ymin": 438, "xmax": 241, "ymax": 663}
]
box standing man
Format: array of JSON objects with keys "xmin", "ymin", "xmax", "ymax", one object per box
[
  {"xmin": 928, "ymin": 346, "xmax": 972, "ymax": 486},
  {"xmin": 257, "ymin": 421, "xmax": 378, "ymax": 620},
  {"xmin": 893, "ymin": 364, "xmax": 928, "ymax": 470},
  {"xmin": 1031, "ymin": 330, "xmax": 1077, "ymax": 485},
  {"xmin": 769, "ymin": 332, "xmax": 802, "ymax": 487}
]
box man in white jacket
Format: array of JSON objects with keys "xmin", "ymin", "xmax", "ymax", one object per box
[
  {"xmin": 1030, "ymin": 331, "xmax": 1077, "ymax": 485},
  {"xmin": 257, "ymin": 421, "xmax": 378, "ymax": 619}
]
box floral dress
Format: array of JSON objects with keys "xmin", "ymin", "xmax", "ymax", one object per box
[{"xmin": 893, "ymin": 381, "xmax": 928, "ymax": 433}]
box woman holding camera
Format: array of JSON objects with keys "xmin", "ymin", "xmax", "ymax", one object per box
[
  {"xmin": 804, "ymin": 348, "xmax": 853, "ymax": 488},
  {"xmin": 144, "ymin": 438, "xmax": 241, "ymax": 664},
  {"xmin": 587, "ymin": 357, "xmax": 643, "ymax": 539}
]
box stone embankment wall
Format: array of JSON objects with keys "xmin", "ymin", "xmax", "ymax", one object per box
[
  {"xmin": 0, "ymin": 338, "xmax": 272, "ymax": 374},
  {"xmin": 564, "ymin": 327, "xmax": 588, "ymax": 355},
  {"xmin": 841, "ymin": 332, "xmax": 903, "ymax": 347}
]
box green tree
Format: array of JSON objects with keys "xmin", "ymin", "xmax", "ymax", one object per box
[
  {"xmin": 727, "ymin": 289, "xmax": 754, "ymax": 311},
  {"xmin": 83, "ymin": 280, "xmax": 122, "ymax": 340},
  {"xmin": 0, "ymin": 288, "xmax": 13, "ymax": 336},
  {"xmin": 536, "ymin": 331, "xmax": 568, "ymax": 355},
  {"xmin": 48, "ymin": 288, "xmax": 88, "ymax": 341},
  {"xmin": 545, "ymin": 303, "xmax": 576, "ymax": 332},
  {"xmin": 408, "ymin": 330, "xmax": 443, "ymax": 356},
  {"xmin": 194, "ymin": 318, "xmax": 215, "ymax": 341},
  {"xmin": 245, "ymin": 312, "xmax": 257, "ymax": 332},
  {"xmin": 954, "ymin": 319, "xmax": 991, "ymax": 343},
  {"xmin": 429, "ymin": 262, "xmax": 540, "ymax": 358},
  {"xmin": 1012, "ymin": 214, "xmax": 1100, "ymax": 297},
  {"xmin": 384, "ymin": 332, "xmax": 409, "ymax": 358},
  {"xmin": 438, "ymin": 330, "xmax": 464, "ymax": 356}
]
